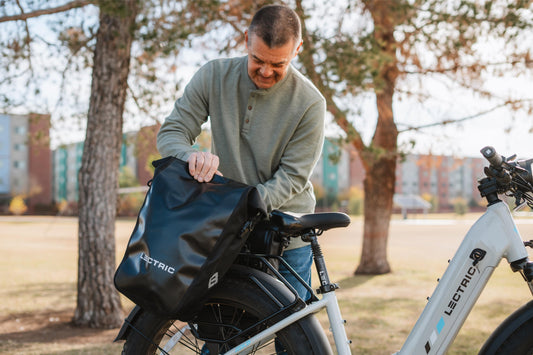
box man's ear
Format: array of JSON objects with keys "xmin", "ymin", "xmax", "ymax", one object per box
[
  {"xmin": 245, "ymin": 30, "xmax": 249, "ymax": 50},
  {"xmin": 294, "ymin": 40, "xmax": 303, "ymax": 57}
]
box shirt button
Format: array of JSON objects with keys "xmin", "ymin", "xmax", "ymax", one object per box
[
  {"xmin": 248, "ymin": 106, "xmax": 252, "ymax": 110},
  {"xmin": 245, "ymin": 119, "xmax": 250, "ymax": 123}
]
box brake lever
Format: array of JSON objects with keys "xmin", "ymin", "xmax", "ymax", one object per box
[
  {"xmin": 513, "ymin": 194, "xmax": 528, "ymax": 211},
  {"xmin": 484, "ymin": 166, "xmax": 512, "ymax": 185}
]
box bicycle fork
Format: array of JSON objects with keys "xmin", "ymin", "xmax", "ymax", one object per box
[{"xmin": 510, "ymin": 249, "xmax": 533, "ymax": 296}]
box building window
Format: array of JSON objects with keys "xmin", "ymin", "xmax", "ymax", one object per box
[
  {"xmin": 14, "ymin": 143, "xmax": 26, "ymax": 152},
  {"xmin": 13, "ymin": 160, "xmax": 26, "ymax": 169},
  {"xmin": 15, "ymin": 126, "xmax": 26, "ymax": 135}
]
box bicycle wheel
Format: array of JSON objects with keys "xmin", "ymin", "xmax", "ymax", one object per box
[
  {"xmin": 479, "ymin": 300, "xmax": 533, "ymax": 355},
  {"xmin": 121, "ymin": 270, "xmax": 332, "ymax": 354}
]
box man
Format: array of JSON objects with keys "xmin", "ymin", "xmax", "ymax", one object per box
[{"xmin": 157, "ymin": 4, "xmax": 325, "ymax": 302}]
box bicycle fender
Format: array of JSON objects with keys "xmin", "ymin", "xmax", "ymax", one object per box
[
  {"xmin": 114, "ymin": 265, "xmax": 333, "ymax": 354},
  {"xmin": 227, "ymin": 264, "xmax": 303, "ymax": 306},
  {"xmin": 112, "ymin": 266, "xmax": 294, "ymax": 343},
  {"xmin": 479, "ymin": 299, "xmax": 533, "ymax": 354},
  {"xmin": 227, "ymin": 265, "xmax": 333, "ymax": 355},
  {"xmin": 114, "ymin": 305, "xmax": 143, "ymax": 342}
]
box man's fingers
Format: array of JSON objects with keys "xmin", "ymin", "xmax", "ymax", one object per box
[
  {"xmin": 198, "ymin": 153, "xmax": 219, "ymax": 182},
  {"xmin": 187, "ymin": 152, "xmax": 220, "ymax": 182},
  {"xmin": 187, "ymin": 153, "xmax": 198, "ymax": 177}
]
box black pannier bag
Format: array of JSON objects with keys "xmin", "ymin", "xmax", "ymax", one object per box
[{"xmin": 114, "ymin": 156, "xmax": 266, "ymax": 320}]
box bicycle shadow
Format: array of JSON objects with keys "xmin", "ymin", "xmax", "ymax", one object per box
[{"xmin": 336, "ymin": 274, "xmax": 376, "ymax": 289}]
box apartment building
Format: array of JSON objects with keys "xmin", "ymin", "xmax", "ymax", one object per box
[
  {"xmin": 52, "ymin": 124, "xmax": 160, "ymax": 203},
  {"xmin": 311, "ymin": 138, "xmax": 351, "ymax": 198},
  {"xmin": 395, "ymin": 154, "xmax": 486, "ymax": 209},
  {"xmin": 0, "ymin": 113, "xmax": 52, "ymax": 211},
  {"xmin": 311, "ymin": 140, "xmax": 486, "ymax": 211},
  {"xmin": 0, "ymin": 115, "xmax": 488, "ymax": 214}
]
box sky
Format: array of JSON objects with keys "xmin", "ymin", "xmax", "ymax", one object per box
[
  {"xmin": 398, "ymin": 113, "xmax": 533, "ymax": 159},
  {"xmin": 323, "ymin": 77, "xmax": 533, "ymax": 160}
]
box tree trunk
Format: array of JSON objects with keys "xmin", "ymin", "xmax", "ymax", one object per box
[
  {"xmin": 355, "ymin": 145, "xmax": 396, "ymax": 274},
  {"xmin": 355, "ymin": 0, "xmax": 399, "ymax": 275},
  {"xmin": 73, "ymin": 1, "xmax": 138, "ymax": 328},
  {"xmin": 296, "ymin": 0, "xmax": 400, "ymax": 275},
  {"xmin": 355, "ymin": 85, "xmax": 398, "ymax": 275}
]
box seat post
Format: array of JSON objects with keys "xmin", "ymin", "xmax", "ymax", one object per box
[{"xmin": 308, "ymin": 232, "xmax": 338, "ymax": 294}]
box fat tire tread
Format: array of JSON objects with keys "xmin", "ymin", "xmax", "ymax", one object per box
[{"xmin": 479, "ymin": 300, "xmax": 533, "ymax": 355}]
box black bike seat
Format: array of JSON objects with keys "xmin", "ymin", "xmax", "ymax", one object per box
[{"xmin": 270, "ymin": 210, "xmax": 351, "ymax": 233}]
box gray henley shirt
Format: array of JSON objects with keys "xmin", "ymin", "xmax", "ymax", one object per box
[{"xmin": 157, "ymin": 55, "xmax": 325, "ymax": 218}]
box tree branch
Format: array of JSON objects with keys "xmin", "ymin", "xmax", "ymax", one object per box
[
  {"xmin": 294, "ymin": 0, "xmax": 368, "ymax": 169},
  {"xmin": 15, "ymin": 0, "xmax": 34, "ymax": 72},
  {"xmin": 402, "ymin": 59, "xmax": 533, "ymax": 76},
  {"xmin": 398, "ymin": 99, "xmax": 532, "ymax": 133},
  {"xmin": 0, "ymin": 0, "xmax": 94, "ymax": 23}
]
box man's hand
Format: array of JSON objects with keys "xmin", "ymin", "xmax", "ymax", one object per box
[{"xmin": 187, "ymin": 152, "xmax": 222, "ymax": 182}]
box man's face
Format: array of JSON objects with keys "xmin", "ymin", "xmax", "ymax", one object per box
[{"xmin": 245, "ymin": 32, "xmax": 302, "ymax": 89}]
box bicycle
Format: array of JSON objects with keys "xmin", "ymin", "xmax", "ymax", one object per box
[{"xmin": 115, "ymin": 146, "xmax": 533, "ymax": 354}]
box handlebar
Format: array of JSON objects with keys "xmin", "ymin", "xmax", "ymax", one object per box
[{"xmin": 480, "ymin": 146, "xmax": 533, "ymax": 207}]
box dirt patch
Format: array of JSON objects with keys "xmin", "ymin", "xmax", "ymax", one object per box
[{"xmin": 0, "ymin": 309, "xmax": 120, "ymax": 346}]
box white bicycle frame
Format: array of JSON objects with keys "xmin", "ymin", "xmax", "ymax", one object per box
[
  {"xmin": 396, "ymin": 200, "xmax": 530, "ymax": 355},
  {"xmin": 221, "ymin": 199, "xmax": 531, "ymax": 355},
  {"xmin": 223, "ymin": 289, "xmax": 350, "ymax": 355}
]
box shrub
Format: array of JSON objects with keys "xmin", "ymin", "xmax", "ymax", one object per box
[
  {"xmin": 117, "ymin": 193, "xmax": 145, "ymax": 217},
  {"xmin": 341, "ymin": 187, "xmax": 364, "ymax": 215},
  {"xmin": 9, "ymin": 195, "xmax": 27, "ymax": 215},
  {"xmin": 452, "ymin": 197, "xmax": 468, "ymax": 215},
  {"xmin": 422, "ymin": 193, "xmax": 439, "ymax": 213},
  {"xmin": 119, "ymin": 166, "xmax": 139, "ymax": 188}
]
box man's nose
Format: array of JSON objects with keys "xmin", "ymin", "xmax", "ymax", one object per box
[{"xmin": 259, "ymin": 64, "xmax": 273, "ymax": 77}]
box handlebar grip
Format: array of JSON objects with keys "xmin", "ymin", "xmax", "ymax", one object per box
[{"xmin": 480, "ymin": 146, "xmax": 503, "ymax": 168}]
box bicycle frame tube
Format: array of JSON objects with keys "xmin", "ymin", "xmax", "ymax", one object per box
[
  {"xmin": 396, "ymin": 201, "xmax": 528, "ymax": 355},
  {"xmin": 223, "ymin": 291, "xmax": 351, "ymax": 355}
]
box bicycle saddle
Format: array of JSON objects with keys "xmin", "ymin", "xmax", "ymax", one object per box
[{"xmin": 270, "ymin": 210, "xmax": 351, "ymax": 233}]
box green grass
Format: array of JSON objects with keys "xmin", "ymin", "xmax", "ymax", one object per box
[{"xmin": 1, "ymin": 214, "xmax": 533, "ymax": 354}]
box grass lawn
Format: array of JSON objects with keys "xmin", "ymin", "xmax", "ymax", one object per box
[{"xmin": 1, "ymin": 213, "xmax": 532, "ymax": 354}]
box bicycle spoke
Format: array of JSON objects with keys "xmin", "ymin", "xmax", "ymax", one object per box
[{"xmin": 249, "ymin": 338, "xmax": 277, "ymax": 355}]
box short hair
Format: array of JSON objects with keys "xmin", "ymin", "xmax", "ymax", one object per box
[{"xmin": 248, "ymin": 5, "xmax": 302, "ymax": 48}]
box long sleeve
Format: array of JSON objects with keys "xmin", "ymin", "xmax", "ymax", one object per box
[
  {"xmin": 157, "ymin": 65, "xmax": 210, "ymax": 161},
  {"xmin": 255, "ymin": 98, "xmax": 325, "ymax": 212}
]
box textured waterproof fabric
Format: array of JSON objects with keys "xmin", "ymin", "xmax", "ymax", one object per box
[{"xmin": 114, "ymin": 157, "xmax": 266, "ymax": 320}]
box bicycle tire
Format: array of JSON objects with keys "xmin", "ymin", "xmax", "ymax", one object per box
[
  {"xmin": 479, "ymin": 300, "xmax": 533, "ymax": 355},
  {"xmin": 121, "ymin": 269, "xmax": 332, "ymax": 354}
]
